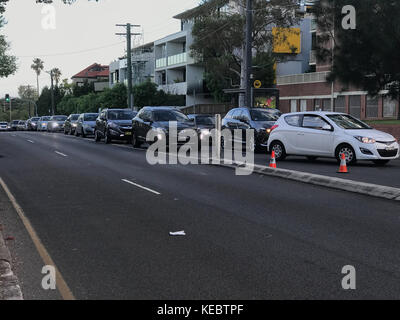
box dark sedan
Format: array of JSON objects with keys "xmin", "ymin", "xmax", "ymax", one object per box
[
  {"xmin": 27, "ymin": 117, "xmax": 41, "ymax": 131},
  {"xmin": 94, "ymin": 109, "xmax": 137, "ymax": 144},
  {"xmin": 131, "ymin": 107, "xmax": 196, "ymax": 148},
  {"xmin": 187, "ymin": 114, "xmax": 216, "ymax": 145},
  {"xmin": 222, "ymin": 107, "xmax": 281, "ymax": 152},
  {"xmin": 64, "ymin": 114, "xmax": 80, "ymax": 135}
]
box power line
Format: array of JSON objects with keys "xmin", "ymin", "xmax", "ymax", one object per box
[{"xmin": 16, "ymin": 41, "xmax": 125, "ymax": 58}]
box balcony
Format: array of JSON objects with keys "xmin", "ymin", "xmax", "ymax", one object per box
[
  {"xmin": 156, "ymin": 57, "xmax": 167, "ymax": 69},
  {"xmin": 277, "ymin": 71, "xmax": 330, "ymax": 85},
  {"xmin": 158, "ymin": 82, "xmax": 187, "ymax": 95},
  {"xmin": 156, "ymin": 52, "xmax": 191, "ymax": 70}
]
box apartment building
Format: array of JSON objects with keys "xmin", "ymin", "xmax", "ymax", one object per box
[
  {"xmin": 276, "ymin": 3, "xmax": 399, "ymax": 120},
  {"xmin": 109, "ymin": 42, "xmax": 155, "ymax": 88}
]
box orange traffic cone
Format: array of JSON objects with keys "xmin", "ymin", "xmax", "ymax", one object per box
[
  {"xmin": 269, "ymin": 151, "xmax": 277, "ymax": 168},
  {"xmin": 337, "ymin": 153, "xmax": 349, "ymax": 173}
]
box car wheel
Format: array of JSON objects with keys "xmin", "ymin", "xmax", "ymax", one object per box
[
  {"xmin": 132, "ymin": 131, "xmax": 140, "ymax": 148},
  {"xmin": 373, "ymin": 160, "xmax": 390, "ymax": 166},
  {"xmin": 94, "ymin": 130, "xmax": 100, "ymax": 142},
  {"xmin": 336, "ymin": 144, "xmax": 357, "ymax": 165},
  {"xmin": 75, "ymin": 128, "xmax": 79, "ymax": 137},
  {"xmin": 64, "ymin": 129, "xmax": 68, "ymax": 135},
  {"xmin": 104, "ymin": 130, "xmax": 111, "ymax": 144},
  {"xmin": 81, "ymin": 129, "xmax": 86, "ymax": 138},
  {"xmin": 270, "ymin": 141, "xmax": 286, "ymax": 161}
]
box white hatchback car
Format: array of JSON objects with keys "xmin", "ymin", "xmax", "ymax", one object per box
[{"xmin": 267, "ymin": 112, "xmax": 399, "ymax": 165}]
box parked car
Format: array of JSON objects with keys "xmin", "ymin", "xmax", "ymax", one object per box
[
  {"xmin": 17, "ymin": 120, "xmax": 26, "ymax": 131},
  {"xmin": 11, "ymin": 120, "xmax": 21, "ymax": 131},
  {"xmin": 0, "ymin": 122, "xmax": 9, "ymax": 131},
  {"xmin": 47, "ymin": 115, "xmax": 67, "ymax": 132},
  {"xmin": 221, "ymin": 107, "xmax": 281, "ymax": 151},
  {"xmin": 64, "ymin": 114, "xmax": 80, "ymax": 135},
  {"xmin": 37, "ymin": 116, "xmax": 51, "ymax": 131},
  {"xmin": 75, "ymin": 113, "xmax": 99, "ymax": 137},
  {"xmin": 94, "ymin": 109, "xmax": 137, "ymax": 144},
  {"xmin": 267, "ymin": 112, "xmax": 400, "ymax": 166},
  {"xmin": 187, "ymin": 114, "xmax": 216, "ymax": 145},
  {"xmin": 131, "ymin": 107, "xmax": 196, "ymax": 147},
  {"xmin": 26, "ymin": 117, "xmax": 41, "ymax": 131}
]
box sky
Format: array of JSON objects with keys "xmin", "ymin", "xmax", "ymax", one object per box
[{"xmin": 0, "ymin": 0, "xmax": 200, "ymax": 97}]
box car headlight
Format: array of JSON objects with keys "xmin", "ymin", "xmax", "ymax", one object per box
[
  {"xmin": 52, "ymin": 123, "xmax": 59, "ymax": 127},
  {"xmin": 354, "ymin": 136, "xmax": 376, "ymax": 144},
  {"xmin": 72, "ymin": 123, "xmax": 77, "ymax": 127},
  {"xmin": 266, "ymin": 128, "xmax": 272, "ymax": 134}
]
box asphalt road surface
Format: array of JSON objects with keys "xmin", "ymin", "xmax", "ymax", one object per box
[{"xmin": 1, "ymin": 131, "xmax": 400, "ymax": 299}]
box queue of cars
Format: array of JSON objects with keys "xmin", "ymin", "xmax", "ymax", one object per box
[{"xmin": 4, "ymin": 107, "xmax": 399, "ymax": 165}]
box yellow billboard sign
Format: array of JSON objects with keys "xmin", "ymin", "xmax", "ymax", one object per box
[{"xmin": 272, "ymin": 27, "xmax": 301, "ymax": 54}]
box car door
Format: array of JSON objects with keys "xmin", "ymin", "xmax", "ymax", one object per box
[
  {"xmin": 298, "ymin": 115, "xmax": 335, "ymax": 156},
  {"xmin": 280, "ymin": 114, "xmax": 304, "ymax": 155}
]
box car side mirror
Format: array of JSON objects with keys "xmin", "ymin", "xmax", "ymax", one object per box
[{"xmin": 323, "ymin": 124, "xmax": 333, "ymax": 131}]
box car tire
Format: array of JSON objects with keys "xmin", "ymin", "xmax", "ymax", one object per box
[
  {"xmin": 94, "ymin": 130, "xmax": 100, "ymax": 142},
  {"xmin": 335, "ymin": 144, "xmax": 357, "ymax": 165},
  {"xmin": 132, "ymin": 131, "xmax": 140, "ymax": 148},
  {"xmin": 104, "ymin": 130, "xmax": 111, "ymax": 144},
  {"xmin": 373, "ymin": 160, "xmax": 390, "ymax": 166},
  {"xmin": 75, "ymin": 128, "xmax": 79, "ymax": 137},
  {"xmin": 81, "ymin": 129, "xmax": 86, "ymax": 138},
  {"xmin": 270, "ymin": 141, "xmax": 286, "ymax": 161}
]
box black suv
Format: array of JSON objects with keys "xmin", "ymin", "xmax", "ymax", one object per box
[
  {"xmin": 94, "ymin": 109, "xmax": 137, "ymax": 144},
  {"xmin": 131, "ymin": 107, "xmax": 195, "ymax": 147},
  {"xmin": 222, "ymin": 107, "xmax": 281, "ymax": 151}
]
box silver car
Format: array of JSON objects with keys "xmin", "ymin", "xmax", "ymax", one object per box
[
  {"xmin": 75, "ymin": 113, "xmax": 99, "ymax": 138},
  {"xmin": 38, "ymin": 116, "xmax": 51, "ymax": 131},
  {"xmin": 47, "ymin": 115, "xmax": 67, "ymax": 132}
]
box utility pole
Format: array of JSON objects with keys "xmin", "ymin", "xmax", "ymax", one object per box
[
  {"xmin": 245, "ymin": 0, "xmax": 253, "ymax": 108},
  {"xmin": 46, "ymin": 70, "xmax": 55, "ymax": 115},
  {"xmin": 116, "ymin": 23, "xmax": 141, "ymax": 110}
]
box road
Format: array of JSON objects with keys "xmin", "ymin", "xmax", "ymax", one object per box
[{"xmin": 1, "ymin": 131, "xmax": 400, "ymax": 299}]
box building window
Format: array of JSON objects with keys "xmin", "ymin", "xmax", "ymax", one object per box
[
  {"xmin": 349, "ymin": 95, "xmax": 361, "ymax": 119},
  {"xmin": 314, "ymin": 99, "xmax": 321, "ymax": 111},
  {"xmin": 322, "ymin": 99, "xmax": 332, "ymax": 111},
  {"xmin": 290, "ymin": 100, "xmax": 297, "ymax": 113},
  {"xmin": 383, "ymin": 97, "xmax": 397, "ymax": 118},
  {"xmin": 300, "ymin": 100, "xmax": 307, "ymax": 112},
  {"xmin": 335, "ymin": 96, "xmax": 346, "ymax": 113},
  {"xmin": 366, "ymin": 96, "xmax": 379, "ymax": 118}
]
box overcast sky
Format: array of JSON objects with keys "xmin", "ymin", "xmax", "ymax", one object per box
[{"xmin": 0, "ymin": 0, "xmax": 199, "ymax": 97}]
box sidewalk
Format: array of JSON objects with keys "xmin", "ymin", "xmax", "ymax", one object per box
[{"xmin": 0, "ymin": 226, "xmax": 23, "ymax": 300}]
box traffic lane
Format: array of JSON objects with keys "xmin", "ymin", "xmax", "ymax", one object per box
[
  {"xmin": 2, "ymin": 133, "xmax": 400, "ymax": 298},
  {"xmin": 254, "ymin": 153, "xmax": 400, "ymax": 188}
]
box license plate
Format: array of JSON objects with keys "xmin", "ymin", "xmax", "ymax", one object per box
[{"xmin": 125, "ymin": 132, "xmax": 132, "ymax": 136}]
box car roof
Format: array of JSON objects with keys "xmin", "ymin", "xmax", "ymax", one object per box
[
  {"xmin": 283, "ymin": 111, "xmax": 346, "ymax": 116},
  {"xmin": 143, "ymin": 106, "xmax": 179, "ymax": 111}
]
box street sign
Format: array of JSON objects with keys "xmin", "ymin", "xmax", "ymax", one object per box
[{"xmin": 254, "ymin": 80, "xmax": 262, "ymax": 89}]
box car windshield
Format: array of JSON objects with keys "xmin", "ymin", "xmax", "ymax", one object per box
[
  {"xmin": 42, "ymin": 117, "xmax": 51, "ymax": 121},
  {"xmin": 108, "ymin": 110, "xmax": 135, "ymax": 120},
  {"xmin": 327, "ymin": 114, "xmax": 372, "ymax": 130},
  {"xmin": 12, "ymin": 121, "xmax": 19, "ymax": 124},
  {"xmin": 0, "ymin": 122, "xmax": 7, "ymax": 125},
  {"xmin": 196, "ymin": 116, "xmax": 215, "ymax": 125},
  {"xmin": 32, "ymin": 118, "xmax": 40, "ymax": 121},
  {"xmin": 52, "ymin": 116, "xmax": 67, "ymax": 121},
  {"xmin": 71, "ymin": 115, "xmax": 80, "ymax": 121},
  {"xmin": 250, "ymin": 109, "xmax": 280, "ymax": 121},
  {"xmin": 153, "ymin": 110, "xmax": 189, "ymax": 122},
  {"xmin": 84, "ymin": 114, "xmax": 98, "ymax": 121}
]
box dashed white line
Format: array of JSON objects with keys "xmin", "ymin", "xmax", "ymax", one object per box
[
  {"xmin": 122, "ymin": 179, "xmax": 161, "ymax": 195},
  {"xmin": 27, "ymin": 140, "xmax": 34, "ymax": 144},
  {"xmin": 55, "ymin": 151, "xmax": 68, "ymax": 157}
]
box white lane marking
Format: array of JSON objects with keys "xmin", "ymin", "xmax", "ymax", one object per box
[
  {"xmin": 122, "ymin": 179, "xmax": 161, "ymax": 195},
  {"xmin": 55, "ymin": 151, "xmax": 68, "ymax": 157},
  {"xmin": 169, "ymin": 231, "xmax": 186, "ymax": 236},
  {"xmin": 27, "ymin": 140, "xmax": 34, "ymax": 144}
]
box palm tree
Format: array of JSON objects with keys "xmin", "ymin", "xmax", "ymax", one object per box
[
  {"xmin": 31, "ymin": 58, "xmax": 44, "ymax": 96},
  {"xmin": 51, "ymin": 68, "xmax": 62, "ymax": 86}
]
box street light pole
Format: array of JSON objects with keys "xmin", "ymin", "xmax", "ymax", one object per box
[
  {"xmin": 46, "ymin": 70, "xmax": 55, "ymax": 115},
  {"xmin": 245, "ymin": 0, "xmax": 253, "ymax": 108}
]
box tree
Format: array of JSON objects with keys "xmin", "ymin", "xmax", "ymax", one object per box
[
  {"xmin": 31, "ymin": 58, "xmax": 45, "ymax": 96},
  {"xmin": 51, "ymin": 68, "xmax": 62, "ymax": 86},
  {"xmin": 18, "ymin": 85, "xmax": 38, "ymax": 101},
  {"xmin": 0, "ymin": 0, "xmax": 17, "ymax": 78},
  {"xmin": 190, "ymin": 0, "xmax": 300, "ymax": 105},
  {"xmin": 313, "ymin": 0, "xmax": 400, "ymax": 118},
  {"xmin": 72, "ymin": 79, "xmax": 95, "ymax": 97}
]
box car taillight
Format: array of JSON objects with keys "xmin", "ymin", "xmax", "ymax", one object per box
[{"xmin": 270, "ymin": 125, "xmax": 279, "ymax": 132}]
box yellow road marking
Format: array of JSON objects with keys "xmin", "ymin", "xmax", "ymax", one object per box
[{"xmin": 0, "ymin": 177, "xmax": 76, "ymax": 300}]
